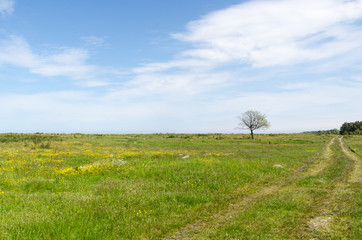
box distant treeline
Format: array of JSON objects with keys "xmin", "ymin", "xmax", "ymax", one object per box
[
  {"xmin": 303, "ymin": 121, "xmax": 362, "ymax": 135},
  {"xmin": 303, "ymin": 129, "xmax": 339, "ymax": 135},
  {"xmin": 340, "ymin": 121, "xmax": 362, "ymax": 135}
]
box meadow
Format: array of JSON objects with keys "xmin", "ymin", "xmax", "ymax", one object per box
[{"xmin": 0, "ymin": 133, "xmax": 360, "ymax": 239}]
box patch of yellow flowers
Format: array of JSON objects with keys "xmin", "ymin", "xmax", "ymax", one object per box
[{"xmin": 57, "ymin": 159, "xmax": 126, "ymax": 175}]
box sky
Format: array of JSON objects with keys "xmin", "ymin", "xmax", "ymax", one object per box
[{"xmin": 0, "ymin": 0, "xmax": 361, "ymax": 134}]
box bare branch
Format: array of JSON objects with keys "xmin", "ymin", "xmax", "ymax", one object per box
[{"xmin": 237, "ymin": 110, "xmax": 270, "ymax": 139}]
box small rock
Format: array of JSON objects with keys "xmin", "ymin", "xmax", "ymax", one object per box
[
  {"xmin": 182, "ymin": 155, "xmax": 190, "ymax": 159},
  {"xmin": 273, "ymin": 164, "xmax": 284, "ymax": 168}
]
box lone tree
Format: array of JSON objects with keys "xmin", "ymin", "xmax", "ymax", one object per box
[{"xmin": 237, "ymin": 110, "xmax": 270, "ymax": 139}]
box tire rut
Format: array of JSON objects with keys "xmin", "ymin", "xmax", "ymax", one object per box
[
  {"xmin": 338, "ymin": 136, "xmax": 361, "ymax": 183},
  {"xmin": 163, "ymin": 182, "xmax": 287, "ymax": 240},
  {"xmin": 308, "ymin": 137, "xmax": 335, "ymax": 176},
  {"xmin": 306, "ymin": 136, "xmax": 357, "ymax": 238},
  {"xmin": 163, "ymin": 137, "xmax": 337, "ymax": 240}
]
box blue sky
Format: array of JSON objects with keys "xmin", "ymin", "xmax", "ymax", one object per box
[{"xmin": 0, "ymin": 0, "xmax": 361, "ymax": 133}]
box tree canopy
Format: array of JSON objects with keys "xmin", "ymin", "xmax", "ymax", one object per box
[
  {"xmin": 237, "ymin": 110, "xmax": 270, "ymax": 139},
  {"xmin": 340, "ymin": 121, "xmax": 362, "ymax": 135}
]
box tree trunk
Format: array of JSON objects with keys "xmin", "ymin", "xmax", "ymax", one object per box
[{"xmin": 250, "ymin": 129, "xmax": 254, "ymax": 140}]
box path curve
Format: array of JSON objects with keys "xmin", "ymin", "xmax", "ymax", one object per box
[
  {"xmin": 163, "ymin": 136, "xmax": 337, "ymax": 240},
  {"xmin": 339, "ymin": 136, "xmax": 361, "ymax": 183}
]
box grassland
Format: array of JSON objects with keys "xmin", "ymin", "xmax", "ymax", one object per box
[{"xmin": 0, "ymin": 133, "xmax": 360, "ymax": 239}]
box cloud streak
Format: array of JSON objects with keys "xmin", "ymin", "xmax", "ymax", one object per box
[
  {"xmin": 0, "ymin": 36, "xmax": 112, "ymax": 86},
  {"xmin": 137, "ymin": 0, "xmax": 362, "ymax": 72}
]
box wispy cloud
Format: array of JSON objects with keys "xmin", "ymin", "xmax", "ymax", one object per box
[
  {"xmin": 0, "ymin": 0, "xmax": 14, "ymax": 15},
  {"xmin": 110, "ymin": 71, "xmax": 232, "ymax": 101},
  {"xmin": 0, "ymin": 35, "xmax": 112, "ymax": 86},
  {"xmin": 0, "ymin": 36, "xmax": 36, "ymax": 67},
  {"xmin": 81, "ymin": 36, "xmax": 106, "ymax": 47},
  {"xmin": 137, "ymin": 0, "xmax": 362, "ymax": 72},
  {"xmin": 133, "ymin": 59, "xmax": 215, "ymax": 73}
]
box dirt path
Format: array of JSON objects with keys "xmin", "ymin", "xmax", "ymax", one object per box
[
  {"xmin": 304, "ymin": 136, "xmax": 359, "ymax": 238},
  {"xmin": 163, "ymin": 137, "xmax": 338, "ymax": 240},
  {"xmin": 338, "ymin": 136, "xmax": 361, "ymax": 183},
  {"xmin": 308, "ymin": 137, "xmax": 335, "ymax": 176},
  {"xmin": 163, "ymin": 182, "xmax": 287, "ymax": 240}
]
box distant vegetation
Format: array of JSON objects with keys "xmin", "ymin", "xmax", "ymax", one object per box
[
  {"xmin": 303, "ymin": 129, "xmax": 339, "ymax": 135},
  {"xmin": 302, "ymin": 121, "xmax": 362, "ymax": 135},
  {"xmin": 0, "ymin": 133, "xmax": 62, "ymax": 142},
  {"xmin": 340, "ymin": 121, "xmax": 362, "ymax": 135},
  {"xmin": 0, "ymin": 133, "xmax": 62, "ymax": 149}
]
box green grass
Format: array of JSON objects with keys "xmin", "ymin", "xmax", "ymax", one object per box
[
  {"xmin": 205, "ymin": 136, "xmax": 361, "ymax": 240},
  {"xmin": 0, "ymin": 133, "xmax": 359, "ymax": 239},
  {"xmin": 344, "ymin": 135, "xmax": 362, "ymax": 158}
]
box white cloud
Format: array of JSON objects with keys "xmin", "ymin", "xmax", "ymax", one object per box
[
  {"xmin": 0, "ymin": 36, "xmax": 37, "ymax": 67},
  {"xmin": 137, "ymin": 0, "xmax": 362, "ymax": 72},
  {"xmin": 133, "ymin": 59, "xmax": 215, "ymax": 73},
  {"xmin": 0, "ymin": 36, "xmax": 111, "ymax": 86},
  {"xmin": 0, "ymin": 0, "xmax": 14, "ymax": 15},
  {"xmin": 31, "ymin": 48, "xmax": 96, "ymax": 79},
  {"xmin": 176, "ymin": 0, "xmax": 362, "ymax": 67},
  {"xmin": 112, "ymin": 71, "xmax": 231, "ymax": 100}
]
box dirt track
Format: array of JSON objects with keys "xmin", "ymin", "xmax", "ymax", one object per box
[{"xmin": 163, "ymin": 136, "xmax": 360, "ymax": 239}]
